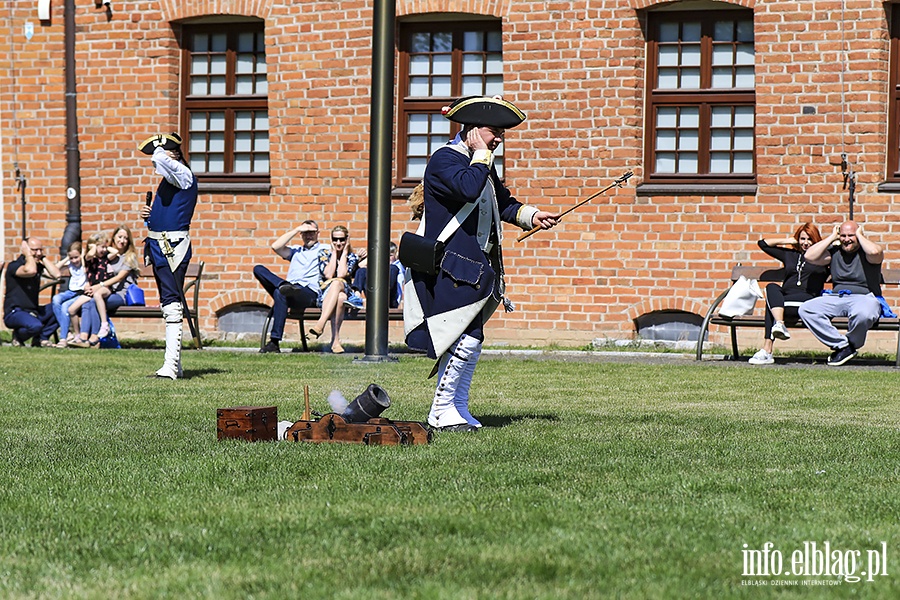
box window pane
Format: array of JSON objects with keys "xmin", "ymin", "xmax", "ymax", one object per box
[
  {"xmin": 681, "ymin": 68, "xmax": 700, "ymax": 88},
  {"xmin": 485, "ymin": 77, "xmax": 503, "ymax": 96},
  {"xmin": 410, "ymin": 55, "xmax": 430, "ymax": 75},
  {"xmin": 712, "ymin": 45, "xmax": 734, "ymax": 67},
  {"xmin": 464, "ymin": 31, "xmax": 483, "ymax": 51},
  {"xmin": 736, "ymin": 44, "xmax": 754, "ymax": 65},
  {"xmin": 237, "ymin": 54, "xmax": 254, "ymax": 74},
  {"xmin": 680, "ymin": 108, "xmax": 699, "ymax": 128},
  {"xmin": 432, "ymin": 77, "xmax": 452, "ymax": 96},
  {"xmin": 658, "ymin": 45, "xmax": 679, "ymax": 67},
  {"xmin": 208, "ymin": 154, "xmax": 225, "ymax": 172},
  {"xmin": 710, "ymin": 152, "xmax": 731, "ymax": 172},
  {"xmin": 463, "ymin": 54, "xmax": 484, "ymax": 75},
  {"xmin": 486, "ymin": 54, "xmax": 503, "ymax": 74},
  {"xmin": 734, "ymin": 106, "xmax": 754, "ymax": 127},
  {"xmin": 210, "ymin": 55, "xmax": 226, "ymax": 75},
  {"xmin": 409, "ymin": 77, "xmax": 430, "ymax": 97},
  {"xmin": 256, "ymin": 133, "xmax": 269, "ymax": 153},
  {"xmin": 408, "ymin": 114, "xmax": 429, "ymax": 134},
  {"xmin": 735, "ymin": 67, "xmax": 754, "ymax": 88},
  {"xmin": 406, "ymin": 157, "xmax": 427, "ymax": 179},
  {"xmin": 238, "ymin": 32, "xmax": 255, "ymax": 53},
  {"xmin": 211, "ymin": 33, "xmax": 227, "ymax": 52},
  {"xmin": 234, "ymin": 153, "xmax": 252, "ymax": 172},
  {"xmin": 486, "ymin": 31, "xmax": 502, "ymax": 52},
  {"xmin": 433, "ymin": 116, "xmax": 451, "ymax": 135},
  {"xmin": 733, "ymin": 153, "xmax": 753, "ymax": 173},
  {"xmin": 682, "ymin": 44, "xmax": 701, "ymax": 67},
  {"xmin": 656, "ymin": 129, "xmax": 676, "ymax": 151},
  {"xmin": 657, "ymin": 107, "xmax": 677, "ymax": 129},
  {"xmin": 255, "ymin": 154, "xmax": 269, "ymax": 174},
  {"xmin": 236, "ymin": 76, "xmax": 254, "ymax": 94},
  {"xmin": 209, "ymin": 76, "xmax": 226, "ymax": 95},
  {"xmin": 736, "ymin": 20, "xmax": 754, "ymax": 42},
  {"xmin": 734, "ymin": 129, "xmax": 753, "ymax": 151},
  {"xmin": 411, "ymin": 33, "xmax": 430, "ymax": 53},
  {"xmin": 191, "ymin": 55, "xmax": 208, "ymax": 75},
  {"xmin": 658, "ymin": 68, "xmax": 679, "ymax": 89},
  {"xmin": 710, "ymin": 129, "xmax": 731, "ymax": 151},
  {"xmin": 433, "ymin": 54, "xmax": 452, "ymax": 75},
  {"xmin": 682, "ymin": 22, "xmax": 701, "ymax": 42},
  {"xmin": 714, "ymin": 21, "xmax": 734, "ymax": 42},
  {"xmin": 678, "ymin": 130, "xmax": 699, "ymax": 151},
  {"xmin": 235, "ymin": 111, "xmax": 253, "ymax": 130},
  {"xmin": 656, "ymin": 153, "xmax": 676, "ymax": 173},
  {"xmin": 433, "ymin": 32, "xmax": 452, "ymax": 52},
  {"xmin": 659, "ymin": 23, "xmax": 680, "ymax": 43},
  {"xmin": 462, "ymin": 76, "xmax": 484, "ymax": 96},
  {"xmin": 408, "ymin": 135, "xmax": 429, "ymax": 156},
  {"xmin": 190, "ymin": 77, "xmax": 207, "ymax": 95},
  {"xmin": 193, "ymin": 33, "xmax": 208, "ymax": 53},
  {"xmin": 209, "ymin": 112, "xmax": 226, "ymax": 132},
  {"xmin": 712, "ymin": 68, "xmax": 733, "ymax": 88},
  {"xmin": 209, "ymin": 132, "xmax": 226, "ymax": 153},
  {"xmin": 710, "ymin": 106, "xmax": 732, "ymax": 128},
  {"xmin": 678, "ymin": 153, "xmax": 698, "ymax": 173}
]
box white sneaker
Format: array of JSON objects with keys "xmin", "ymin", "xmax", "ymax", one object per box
[
  {"xmin": 748, "ymin": 349, "xmax": 774, "ymax": 365},
  {"xmin": 771, "ymin": 322, "xmax": 790, "ymax": 340},
  {"xmin": 97, "ymin": 322, "xmax": 110, "ymax": 338}
]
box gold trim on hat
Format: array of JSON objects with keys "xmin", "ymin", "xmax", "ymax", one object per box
[{"xmin": 444, "ymin": 97, "xmax": 526, "ymax": 122}]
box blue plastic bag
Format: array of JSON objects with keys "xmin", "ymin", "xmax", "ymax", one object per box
[{"xmin": 99, "ymin": 320, "xmax": 121, "ymax": 349}]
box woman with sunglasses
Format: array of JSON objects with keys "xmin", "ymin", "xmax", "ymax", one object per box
[{"xmin": 308, "ymin": 225, "xmax": 361, "ymax": 353}]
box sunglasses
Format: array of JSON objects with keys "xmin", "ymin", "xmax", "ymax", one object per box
[{"xmin": 332, "ymin": 237, "xmax": 347, "ymax": 242}]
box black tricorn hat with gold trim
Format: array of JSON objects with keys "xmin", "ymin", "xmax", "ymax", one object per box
[
  {"xmin": 138, "ymin": 132, "xmax": 183, "ymax": 155},
  {"xmin": 441, "ymin": 96, "xmax": 526, "ymax": 129}
]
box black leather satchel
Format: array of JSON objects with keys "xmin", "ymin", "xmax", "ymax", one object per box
[{"xmin": 399, "ymin": 232, "xmax": 445, "ymax": 276}]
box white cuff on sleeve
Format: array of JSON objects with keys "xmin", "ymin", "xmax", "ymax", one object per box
[
  {"xmin": 470, "ymin": 149, "xmax": 493, "ymax": 167},
  {"xmin": 516, "ymin": 206, "xmax": 539, "ymax": 230}
]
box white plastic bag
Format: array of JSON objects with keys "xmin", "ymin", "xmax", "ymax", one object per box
[{"xmin": 718, "ymin": 275, "xmax": 763, "ymax": 318}]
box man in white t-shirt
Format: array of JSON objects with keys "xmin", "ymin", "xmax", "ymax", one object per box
[{"xmin": 253, "ymin": 220, "xmax": 323, "ymax": 353}]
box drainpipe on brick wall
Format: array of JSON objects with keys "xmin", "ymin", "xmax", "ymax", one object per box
[{"xmin": 59, "ymin": 0, "xmax": 81, "ymax": 257}]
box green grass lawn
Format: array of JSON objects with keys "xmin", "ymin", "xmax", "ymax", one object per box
[{"xmin": 0, "ymin": 346, "xmax": 898, "ymax": 599}]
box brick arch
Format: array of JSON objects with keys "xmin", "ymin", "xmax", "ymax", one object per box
[
  {"xmin": 158, "ymin": 0, "xmax": 272, "ymax": 22},
  {"xmin": 625, "ymin": 297, "xmax": 707, "ymax": 324},
  {"xmin": 209, "ymin": 289, "xmax": 272, "ymax": 315},
  {"xmin": 627, "ymin": 0, "xmax": 755, "ymax": 10},
  {"xmin": 396, "ymin": 0, "xmax": 511, "ymax": 18}
]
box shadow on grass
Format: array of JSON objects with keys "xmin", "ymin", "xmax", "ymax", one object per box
[
  {"xmin": 182, "ymin": 368, "xmax": 229, "ymax": 379},
  {"xmin": 477, "ymin": 413, "xmax": 559, "ymax": 428}
]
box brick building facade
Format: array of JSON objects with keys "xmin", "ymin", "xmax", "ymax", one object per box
[{"xmin": 2, "ymin": 0, "xmax": 899, "ymax": 351}]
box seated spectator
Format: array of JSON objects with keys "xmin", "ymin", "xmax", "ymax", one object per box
[
  {"xmin": 799, "ymin": 221, "xmax": 884, "ymax": 366},
  {"xmin": 3, "ymin": 238, "xmax": 61, "ymax": 347},
  {"xmin": 348, "ymin": 241, "xmax": 401, "ymax": 309},
  {"xmin": 51, "ymin": 241, "xmax": 88, "ymax": 348},
  {"xmin": 68, "ymin": 232, "xmax": 110, "ymax": 347},
  {"xmin": 71, "ymin": 226, "xmax": 141, "ymax": 348},
  {"xmin": 748, "ymin": 222, "xmax": 829, "ymax": 365},
  {"xmin": 308, "ymin": 225, "xmax": 360, "ymax": 354},
  {"xmin": 253, "ymin": 220, "xmax": 323, "ymax": 354}
]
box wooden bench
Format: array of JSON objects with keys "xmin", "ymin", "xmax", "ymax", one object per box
[
  {"xmin": 260, "ymin": 305, "xmax": 404, "ymax": 352},
  {"xmin": 696, "ymin": 264, "xmax": 900, "ymax": 366},
  {"xmin": 44, "ymin": 262, "xmax": 205, "ymax": 349}
]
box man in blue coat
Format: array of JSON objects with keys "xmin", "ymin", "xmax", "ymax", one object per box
[
  {"xmin": 404, "ymin": 96, "xmax": 559, "ymax": 432},
  {"xmin": 138, "ymin": 133, "xmax": 198, "ymax": 379}
]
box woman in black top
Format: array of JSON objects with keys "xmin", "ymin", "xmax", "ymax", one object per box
[{"xmin": 749, "ymin": 222, "xmax": 829, "ymax": 365}]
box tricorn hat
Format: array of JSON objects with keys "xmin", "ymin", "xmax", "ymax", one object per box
[
  {"xmin": 138, "ymin": 132, "xmax": 183, "ymax": 155},
  {"xmin": 441, "ymin": 96, "xmax": 526, "ymax": 129}
]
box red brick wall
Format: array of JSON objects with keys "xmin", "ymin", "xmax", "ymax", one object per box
[{"xmin": 2, "ymin": 0, "xmax": 899, "ymax": 350}]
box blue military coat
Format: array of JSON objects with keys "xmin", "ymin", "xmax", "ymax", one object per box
[{"xmin": 404, "ymin": 138, "xmax": 536, "ymax": 359}]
